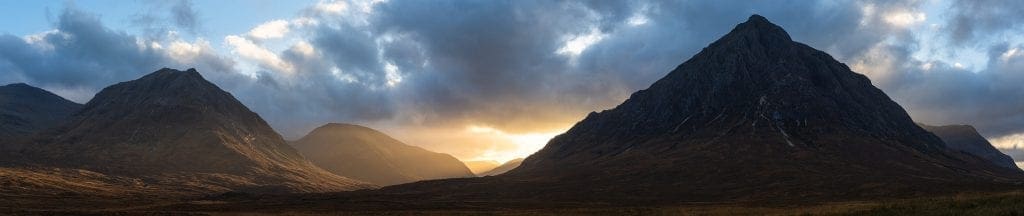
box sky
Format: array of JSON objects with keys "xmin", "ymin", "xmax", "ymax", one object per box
[{"xmin": 1, "ymin": 0, "xmax": 1023, "ymax": 166}]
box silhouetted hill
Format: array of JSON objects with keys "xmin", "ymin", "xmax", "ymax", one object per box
[
  {"xmin": 292, "ymin": 123, "xmax": 475, "ymax": 186},
  {"xmin": 479, "ymin": 158, "xmax": 523, "ymax": 176},
  {"xmin": 7, "ymin": 68, "xmax": 371, "ymax": 194},
  {"xmin": 920, "ymin": 124, "xmax": 1019, "ymax": 170},
  {"xmin": 0, "ymin": 83, "xmax": 81, "ymax": 140},
  {"xmin": 463, "ymin": 160, "xmax": 500, "ymax": 175}
]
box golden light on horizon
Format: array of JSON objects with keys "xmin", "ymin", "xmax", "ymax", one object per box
[{"xmin": 465, "ymin": 125, "xmax": 564, "ymax": 163}]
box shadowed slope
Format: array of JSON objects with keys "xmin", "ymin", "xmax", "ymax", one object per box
[
  {"xmin": 921, "ymin": 124, "xmax": 1019, "ymax": 170},
  {"xmin": 0, "ymin": 83, "xmax": 81, "ymax": 140}
]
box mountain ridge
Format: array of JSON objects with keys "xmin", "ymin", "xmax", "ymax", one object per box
[
  {"xmin": 0, "ymin": 83, "xmax": 82, "ymax": 141},
  {"xmin": 6, "ymin": 68, "xmax": 371, "ymax": 194}
]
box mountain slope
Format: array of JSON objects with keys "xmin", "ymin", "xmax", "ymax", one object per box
[
  {"xmin": 920, "ymin": 124, "xmax": 1019, "ymax": 170},
  {"xmin": 464, "ymin": 160, "xmax": 500, "ymax": 175},
  {"xmin": 292, "ymin": 123, "xmax": 475, "ymax": 186},
  {"xmin": 0, "ymin": 83, "xmax": 82, "ymax": 140},
  {"xmin": 479, "ymin": 158, "xmax": 523, "ymax": 176},
  {"xmin": 8, "ymin": 68, "xmax": 370, "ymax": 194}
]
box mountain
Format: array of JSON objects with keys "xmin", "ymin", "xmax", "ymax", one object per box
[
  {"xmin": 463, "ymin": 160, "xmax": 500, "ymax": 175},
  {"xmin": 6, "ymin": 68, "xmax": 370, "ymax": 194},
  {"xmin": 920, "ymin": 124, "xmax": 1019, "ymax": 170},
  {"xmin": 0, "ymin": 83, "xmax": 82, "ymax": 140},
  {"xmin": 501, "ymin": 15, "xmax": 1022, "ymax": 200},
  {"xmin": 479, "ymin": 158, "xmax": 523, "ymax": 176},
  {"xmin": 292, "ymin": 123, "xmax": 475, "ymax": 186}
]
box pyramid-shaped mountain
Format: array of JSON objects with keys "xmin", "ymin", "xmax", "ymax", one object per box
[
  {"xmin": 0, "ymin": 83, "xmax": 82, "ymax": 140},
  {"xmin": 9, "ymin": 68, "xmax": 371, "ymax": 193},
  {"xmin": 292, "ymin": 123, "xmax": 475, "ymax": 186},
  {"xmin": 492, "ymin": 15, "xmax": 1024, "ymax": 200}
]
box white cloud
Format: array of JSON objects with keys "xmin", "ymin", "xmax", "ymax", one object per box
[
  {"xmin": 225, "ymin": 35, "xmax": 294, "ymax": 74},
  {"xmin": 248, "ymin": 20, "xmax": 291, "ymax": 40},
  {"xmin": 884, "ymin": 11, "xmax": 926, "ymax": 27},
  {"xmin": 384, "ymin": 62, "xmax": 402, "ymax": 87},
  {"xmin": 292, "ymin": 41, "xmax": 317, "ymax": 57},
  {"xmin": 22, "ymin": 29, "xmax": 60, "ymax": 51},
  {"xmin": 1002, "ymin": 47, "xmax": 1021, "ymax": 61},
  {"xmin": 991, "ymin": 133, "xmax": 1024, "ymax": 149},
  {"xmin": 556, "ymin": 27, "xmax": 606, "ymax": 58},
  {"xmin": 627, "ymin": 14, "xmax": 649, "ymax": 26},
  {"xmin": 166, "ymin": 39, "xmax": 211, "ymax": 63},
  {"xmin": 315, "ymin": 0, "xmax": 349, "ymax": 14}
]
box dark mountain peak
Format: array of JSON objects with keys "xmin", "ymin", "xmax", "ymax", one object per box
[
  {"xmin": 136, "ymin": 67, "xmax": 206, "ymax": 85},
  {"xmin": 83, "ymin": 68, "xmax": 237, "ymax": 116},
  {"xmin": 1, "ymin": 83, "xmax": 62, "ymax": 98},
  {"xmin": 0, "ymin": 82, "xmax": 82, "ymax": 139},
  {"xmin": 2, "ymin": 83, "xmax": 33, "ymax": 88},
  {"xmin": 718, "ymin": 14, "xmax": 792, "ymax": 46}
]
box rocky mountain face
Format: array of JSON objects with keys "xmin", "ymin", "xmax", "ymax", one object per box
[
  {"xmin": 479, "ymin": 158, "xmax": 523, "ymax": 176},
  {"xmin": 485, "ymin": 15, "xmax": 1024, "ymax": 200},
  {"xmin": 920, "ymin": 124, "xmax": 1019, "ymax": 170},
  {"xmin": 7, "ymin": 68, "xmax": 370, "ymax": 194},
  {"xmin": 464, "ymin": 160, "xmax": 500, "ymax": 175},
  {"xmin": 292, "ymin": 123, "xmax": 475, "ymax": 186},
  {"xmin": 0, "ymin": 83, "xmax": 82, "ymax": 140}
]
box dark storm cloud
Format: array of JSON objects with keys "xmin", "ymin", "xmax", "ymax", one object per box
[
  {"xmin": 0, "ymin": 6, "xmax": 232, "ymax": 102},
  {"xmin": 948, "ymin": 0, "xmax": 1024, "ymax": 45},
  {"xmin": 882, "ymin": 44, "xmax": 1024, "ymax": 138},
  {"xmin": 313, "ymin": 0, "xmax": 905, "ymax": 133},
  {"xmin": 0, "ymin": 8, "xmax": 166, "ymax": 89}
]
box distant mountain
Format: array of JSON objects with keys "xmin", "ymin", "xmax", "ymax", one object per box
[
  {"xmin": 920, "ymin": 124, "xmax": 1019, "ymax": 170},
  {"xmin": 7, "ymin": 68, "xmax": 370, "ymax": 194},
  {"xmin": 292, "ymin": 123, "xmax": 475, "ymax": 186},
  {"xmin": 463, "ymin": 160, "xmax": 500, "ymax": 175},
  {"xmin": 0, "ymin": 83, "xmax": 81, "ymax": 140},
  {"xmin": 479, "ymin": 158, "xmax": 523, "ymax": 176}
]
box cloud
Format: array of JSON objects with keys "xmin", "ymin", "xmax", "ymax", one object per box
[
  {"xmin": 248, "ymin": 20, "xmax": 291, "ymax": 40},
  {"xmin": 225, "ymin": 35, "xmax": 294, "ymax": 73},
  {"xmin": 5, "ymin": 0, "xmax": 1024, "ymax": 162},
  {"xmin": 170, "ymin": 0, "xmax": 200, "ymax": 33},
  {"xmin": 947, "ymin": 0, "xmax": 1024, "ymax": 45},
  {"xmin": 0, "ymin": 6, "xmax": 232, "ymax": 102}
]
